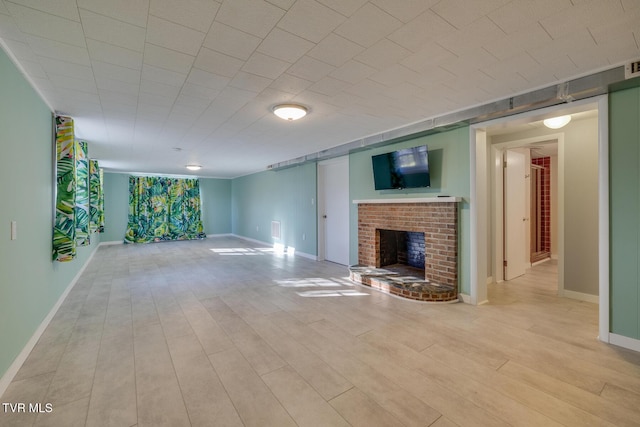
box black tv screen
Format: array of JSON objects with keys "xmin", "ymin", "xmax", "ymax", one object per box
[{"xmin": 372, "ymin": 145, "xmax": 430, "ymax": 190}]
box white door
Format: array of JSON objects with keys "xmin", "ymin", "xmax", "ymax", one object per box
[
  {"xmin": 504, "ymin": 149, "xmax": 527, "ymax": 280},
  {"xmin": 318, "ymin": 157, "xmax": 349, "ymax": 265}
]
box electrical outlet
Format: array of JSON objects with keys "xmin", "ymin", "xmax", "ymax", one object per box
[
  {"xmin": 302, "ymin": 233, "xmax": 306, "ymax": 241},
  {"xmin": 11, "ymin": 221, "xmax": 17, "ymax": 240}
]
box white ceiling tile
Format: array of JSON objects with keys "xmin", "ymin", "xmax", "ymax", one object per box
[
  {"xmin": 149, "ymin": 0, "xmax": 219, "ymax": 32},
  {"xmin": 329, "ymin": 59, "xmax": 376, "ymax": 84},
  {"xmin": 216, "ymin": 0, "xmax": 285, "ymax": 38},
  {"xmin": 308, "ymin": 76, "xmax": 350, "ymax": 97},
  {"xmin": 49, "ymin": 72, "xmax": 97, "ymax": 93},
  {"xmin": 139, "ymin": 79, "xmax": 180, "ymax": 99},
  {"xmin": 431, "ymin": 0, "xmax": 510, "ymax": 29},
  {"xmin": 143, "ymin": 43, "xmax": 195, "ymax": 74},
  {"xmin": 371, "ymin": 0, "xmax": 438, "ymax": 23},
  {"xmin": 77, "ymin": 0, "xmax": 149, "ymax": 27},
  {"xmin": 174, "ymin": 93, "xmax": 210, "ymax": 111},
  {"xmin": 19, "ymin": 59, "xmax": 47, "ymax": 78},
  {"xmin": 0, "ymin": 1, "xmax": 9, "ymax": 14},
  {"xmin": 241, "ymin": 52, "xmax": 290, "ymax": 79},
  {"xmin": 388, "ymin": 10, "xmax": 457, "ymax": 53},
  {"xmin": 355, "ymin": 38, "xmax": 411, "ymax": 70},
  {"xmin": 287, "ymin": 55, "xmax": 335, "ymax": 82},
  {"xmin": 1, "ymin": 38, "xmax": 36, "ymax": 61},
  {"xmin": 527, "ymin": 29, "xmax": 596, "ymax": 65},
  {"xmin": 92, "ymin": 61, "xmax": 141, "ymax": 85},
  {"xmin": 257, "ymin": 28, "xmax": 314, "ymax": 63},
  {"xmin": 588, "ymin": 8, "xmax": 640, "ymax": 45},
  {"xmin": 80, "ymin": 9, "xmax": 145, "ymax": 51},
  {"xmin": 277, "ymin": 0, "xmax": 345, "ymax": 43},
  {"xmin": 334, "ymin": 3, "xmax": 402, "ymax": 48},
  {"xmin": 369, "ymin": 64, "xmax": 420, "ymax": 87},
  {"xmin": 86, "ymin": 39, "xmax": 143, "ymax": 70},
  {"xmin": 437, "ymin": 17, "xmax": 505, "ymax": 56},
  {"xmin": 6, "ymin": 2, "xmax": 85, "ymax": 47},
  {"xmin": 99, "ymin": 89, "xmax": 138, "ymax": 106},
  {"xmin": 0, "ymin": 12, "xmax": 26, "ymax": 42},
  {"xmin": 179, "ymin": 82, "xmax": 221, "ymax": 102},
  {"xmin": 38, "ymin": 56, "xmax": 94, "ymax": 80},
  {"xmin": 439, "ymin": 48, "xmax": 498, "ymax": 78},
  {"xmin": 141, "ymin": 64, "xmax": 188, "ymax": 87},
  {"xmin": 401, "ymin": 42, "xmax": 457, "ymax": 73},
  {"xmin": 203, "ymin": 22, "xmax": 261, "ymax": 61},
  {"xmin": 8, "ymin": 0, "xmax": 80, "ymax": 20},
  {"xmin": 95, "ymin": 76, "xmax": 139, "ymax": 96},
  {"xmin": 186, "ymin": 68, "xmax": 230, "ymax": 91},
  {"xmin": 269, "ymin": 73, "xmax": 314, "ymax": 94},
  {"xmin": 136, "ymin": 103, "xmax": 172, "ymax": 121},
  {"xmin": 307, "ymin": 33, "xmax": 364, "ymax": 67},
  {"xmin": 315, "ymin": 0, "xmax": 368, "ymax": 17},
  {"xmin": 265, "ymin": 0, "xmax": 296, "ymax": 10},
  {"xmin": 146, "ymin": 15, "xmax": 205, "ymax": 56},
  {"xmin": 539, "ymin": 0, "xmax": 624, "ymax": 40},
  {"xmin": 134, "ymin": 91, "xmax": 178, "ymax": 111},
  {"xmin": 25, "ymin": 35, "xmax": 90, "ymax": 66},
  {"xmin": 101, "ymin": 101, "xmax": 137, "ymax": 116},
  {"xmin": 488, "ymin": 0, "xmax": 572, "ymax": 34},
  {"xmin": 230, "ymin": 71, "xmax": 273, "ymax": 93},
  {"xmin": 483, "ymin": 23, "xmax": 551, "ymax": 61},
  {"xmin": 193, "ymin": 48, "xmax": 243, "ymax": 78}
]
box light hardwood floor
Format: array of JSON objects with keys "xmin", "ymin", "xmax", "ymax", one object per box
[{"xmin": 1, "ymin": 237, "xmax": 639, "ymax": 426}]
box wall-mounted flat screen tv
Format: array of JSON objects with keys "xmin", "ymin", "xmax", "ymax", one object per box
[{"xmin": 372, "ymin": 145, "xmax": 430, "ymax": 190}]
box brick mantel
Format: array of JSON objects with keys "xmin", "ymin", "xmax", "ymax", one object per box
[{"xmin": 356, "ymin": 200, "xmax": 459, "ymax": 295}]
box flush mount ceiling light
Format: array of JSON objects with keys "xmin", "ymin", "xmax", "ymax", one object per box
[
  {"xmin": 273, "ymin": 104, "xmax": 307, "ymax": 121},
  {"xmin": 185, "ymin": 164, "xmax": 202, "ymax": 171},
  {"xmin": 543, "ymin": 115, "xmax": 572, "ymax": 129}
]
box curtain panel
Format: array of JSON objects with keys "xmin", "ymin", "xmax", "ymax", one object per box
[
  {"xmin": 124, "ymin": 176, "xmax": 206, "ymax": 243},
  {"xmin": 53, "ymin": 116, "xmax": 104, "ymax": 262},
  {"xmin": 75, "ymin": 140, "xmax": 90, "ymax": 246},
  {"xmin": 53, "ymin": 116, "xmax": 77, "ymax": 262}
]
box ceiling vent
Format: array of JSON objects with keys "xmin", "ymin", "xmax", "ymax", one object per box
[{"xmin": 625, "ymin": 59, "xmax": 640, "ymax": 79}]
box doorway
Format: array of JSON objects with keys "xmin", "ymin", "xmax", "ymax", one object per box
[{"xmin": 470, "ymin": 95, "xmax": 609, "ymax": 341}]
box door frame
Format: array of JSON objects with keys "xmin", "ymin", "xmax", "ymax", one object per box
[
  {"xmin": 492, "ymin": 136, "xmax": 564, "ymax": 292},
  {"xmin": 317, "ymin": 156, "xmax": 349, "ymax": 264},
  {"xmin": 469, "ymin": 95, "xmax": 609, "ymax": 343}
]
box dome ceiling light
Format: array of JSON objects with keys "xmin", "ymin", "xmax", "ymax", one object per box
[
  {"xmin": 543, "ymin": 115, "xmax": 572, "ymax": 129},
  {"xmin": 273, "ymin": 104, "xmax": 308, "ymax": 121}
]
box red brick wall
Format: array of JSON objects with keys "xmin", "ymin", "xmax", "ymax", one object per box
[
  {"xmin": 357, "ymin": 202, "xmax": 458, "ymax": 287},
  {"xmin": 532, "ymin": 157, "xmax": 551, "ymax": 253}
]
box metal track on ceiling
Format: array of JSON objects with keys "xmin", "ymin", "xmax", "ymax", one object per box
[{"xmin": 267, "ymin": 65, "xmax": 630, "ymax": 171}]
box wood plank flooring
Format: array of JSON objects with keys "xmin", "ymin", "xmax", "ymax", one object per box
[{"xmin": 1, "ymin": 237, "xmax": 639, "ymax": 426}]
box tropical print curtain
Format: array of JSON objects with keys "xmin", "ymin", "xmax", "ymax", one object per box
[
  {"xmin": 89, "ymin": 160, "xmax": 105, "ymax": 233},
  {"xmin": 124, "ymin": 176, "xmax": 206, "ymax": 243},
  {"xmin": 53, "ymin": 116, "xmax": 105, "ymax": 262},
  {"xmin": 75, "ymin": 140, "xmax": 90, "ymax": 246},
  {"xmin": 53, "ymin": 116, "xmax": 76, "ymax": 262}
]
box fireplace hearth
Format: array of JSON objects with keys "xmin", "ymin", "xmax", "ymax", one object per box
[{"xmin": 351, "ymin": 198, "xmax": 460, "ymax": 302}]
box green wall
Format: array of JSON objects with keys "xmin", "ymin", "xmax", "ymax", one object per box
[
  {"xmin": 349, "ymin": 127, "xmax": 471, "ymax": 294},
  {"xmin": 101, "ymin": 173, "xmax": 232, "ymax": 242},
  {"xmin": 231, "ymin": 164, "xmax": 317, "ymax": 256},
  {"xmin": 102, "ymin": 172, "xmax": 129, "ymax": 242},
  {"xmin": 610, "ymin": 87, "xmax": 640, "ymax": 339},
  {"xmin": 200, "ymin": 178, "xmax": 232, "ymax": 235},
  {"xmin": 0, "ymin": 48, "xmax": 100, "ymax": 380}
]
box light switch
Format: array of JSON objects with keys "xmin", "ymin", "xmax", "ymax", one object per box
[{"xmin": 11, "ymin": 221, "xmax": 17, "ymax": 240}]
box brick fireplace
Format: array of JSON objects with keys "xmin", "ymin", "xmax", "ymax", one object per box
[{"xmin": 351, "ymin": 198, "xmax": 459, "ymax": 302}]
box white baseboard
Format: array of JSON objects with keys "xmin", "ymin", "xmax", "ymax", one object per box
[
  {"xmin": 459, "ymin": 293, "xmax": 471, "ymax": 304},
  {"xmin": 561, "ymin": 289, "xmax": 599, "ymax": 304},
  {"xmin": 486, "ymin": 276, "xmax": 494, "ymax": 285},
  {"xmin": 609, "ymin": 333, "xmax": 640, "ymax": 352},
  {"xmin": 0, "ymin": 243, "xmax": 100, "ymax": 399}
]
